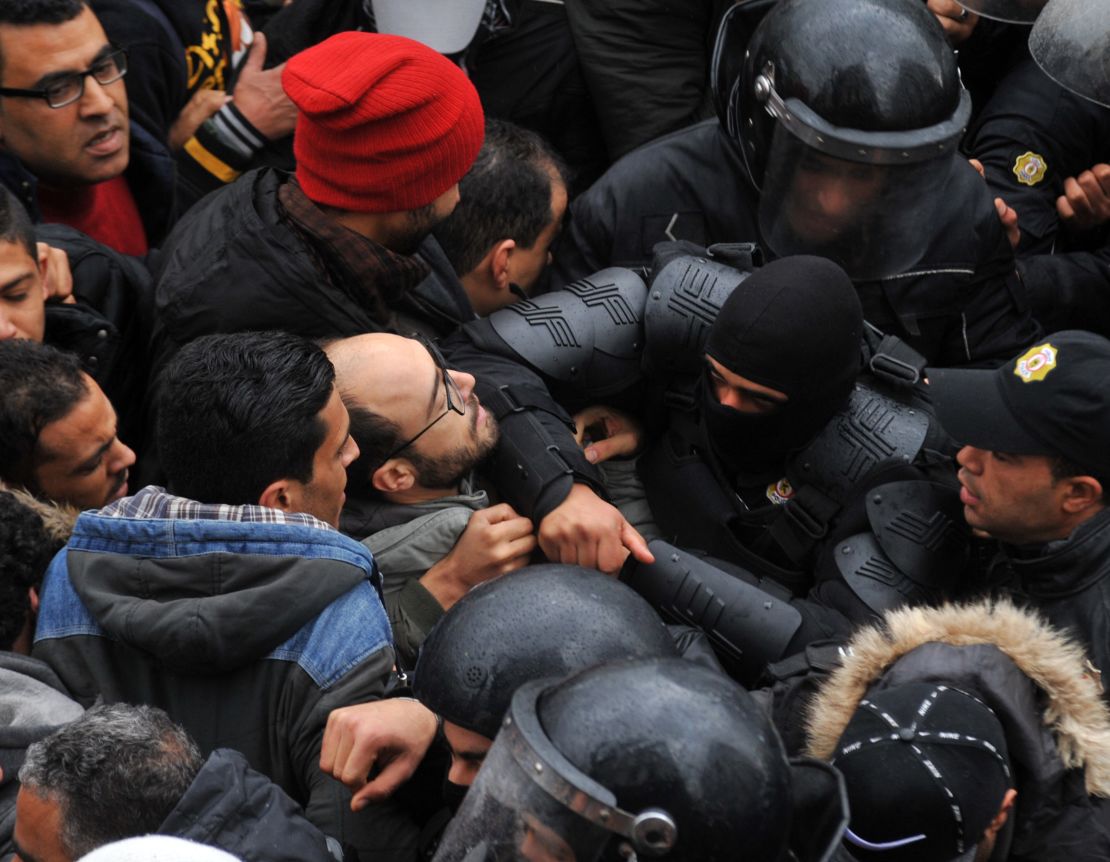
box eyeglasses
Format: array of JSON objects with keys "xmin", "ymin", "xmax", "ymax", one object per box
[
  {"xmin": 0, "ymin": 47, "xmax": 128, "ymax": 109},
  {"xmin": 381, "ymin": 335, "xmax": 465, "ymax": 462}
]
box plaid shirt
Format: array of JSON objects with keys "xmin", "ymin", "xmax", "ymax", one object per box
[
  {"xmin": 100, "ymin": 485, "xmax": 334, "ymax": 531},
  {"xmin": 277, "ymin": 178, "xmax": 429, "ymax": 328}
]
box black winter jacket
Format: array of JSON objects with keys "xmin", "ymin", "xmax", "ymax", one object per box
[
  {"xmin": 555, "ymin": 119, "xmax": 1041, "ymax": 367},
  {"xmin": 153, "ymin": 168, "xmax": 604, "ymax": 521},
  {"xmin": 967, "ymin": 57, "xmax": 1110, "ymax": 336},
  {"xmin": 37, "ymin": 225, "xmax": 154, "ymax": 455},
  {"xmin": 159, "ymin": 749, "xmax": 338, "ymax": 862},
  {"xmin": 1002, "ymin": 507, "xmax": 1110, "ymax": 698}
]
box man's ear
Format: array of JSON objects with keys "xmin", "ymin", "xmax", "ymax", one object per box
[
  {"xmin": 491, "ymin": 239, "xmax": 515, "ymax": 291},
  {"xmin": 29, "ymin": 585, "xmax": 40, "ymax": 615},
  {"xmin": 372, "ymin": 459, "xmax": 417, "ymax": 495},
  {"xmin": 984, "ymin": 788, "xmax": 1017, "ymax": 842},
  {"xmin": 258, "ymin": 478, "xmax": 298, "ymax": 514},
  {"xmin": 1061, "ymin": 476, "xmax": 1104, "ymax": 515}
]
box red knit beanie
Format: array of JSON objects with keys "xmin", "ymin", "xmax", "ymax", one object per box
[{"xmin": 282, "ymin": 32, "xmax": 485, "ymax": 212}]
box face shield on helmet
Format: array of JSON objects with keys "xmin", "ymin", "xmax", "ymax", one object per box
[
  {"xmin": 752, "ymin": 63, "xmax": 972, "ymax": 280},
  {"xmin": 1029, "ymin": 0, "xmax": 1110, "ymax": 108},
  {"xmin": 431, "ymin": 679, "xmax": 680, "ymax": 862},
  {"xmin": 952, "ymin": 0, "xmax": 1048, "ymax": 24}
]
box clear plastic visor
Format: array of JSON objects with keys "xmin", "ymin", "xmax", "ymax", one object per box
[
  {"xmin": 758, "ymin": 124, "xmax": 957, "ymax": 280},
  {"xmin": 953, "ymin": 0, "xmax": 1048, "ymax": 24},
  {"xmin": 432, "ymin": 683, "xmax": 634, "ymax": 862}
]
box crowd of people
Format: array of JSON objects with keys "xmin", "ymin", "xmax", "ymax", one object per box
[{"xmin": 0, "ymin": 0, "xmax": 1109, "ymax": 859}]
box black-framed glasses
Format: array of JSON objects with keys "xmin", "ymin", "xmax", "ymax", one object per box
[
  {"xmin": 381, "ymin": 335, "xmax": 465, "ymax": 462},
  {"xmin": 0, "ymin": 47, "xmax": 128, "ymax": 109}
]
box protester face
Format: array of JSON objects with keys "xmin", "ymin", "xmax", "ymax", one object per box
[
  {"xmin": 385, "ymin": 183, "xmax": 461, "ymax": 255},
  {"xmin": 13, "ymin": 787, "xmax": 70, "ymax": 862},
  {"xmin": 443, "ymin": 720, "xmax": 493, "ymax": 787},
  {"xmin": 33, "ymin": 373, "xmax": 135, "ymax": 510},
  {"xmin": 0, "ymin": 240, "xmax": 47, "ymax": 341},
  {"xmin": 285, "ymin": 387, "xmax": 359, "ymax": 528},
  {"xmin": 334, "ymin": 334, "xmax": 499, "ymax": 491},
  {"xmin": 403, "ymin": 353, "xmax": 498, "ymax": 490},
  {"xmin": 956, "ymin": 446, "xmax": 1075, "ymax": 544},
  {"xmin": 0, "ymin": 6, "xmax": 130, "ymax": 187}
]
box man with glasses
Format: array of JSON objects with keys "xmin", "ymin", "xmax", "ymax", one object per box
[
  {"xmin": 327, "ymin": 333, "xmax": 536, "ymax": 670},
  {"xmin": 0, "ymin": 0, "xmax": 175, "ymax": 253}
]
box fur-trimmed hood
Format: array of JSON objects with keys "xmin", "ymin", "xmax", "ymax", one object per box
[
  {"xmin": 0, "ymin": 480, "xmax": 78, "ymax": 544},
  {"xmin": 805, "ymin": 599, "xmax": 1110, "ymax": 797}
]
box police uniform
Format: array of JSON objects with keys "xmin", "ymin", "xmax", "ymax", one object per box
[{"xmin": 967, "ymin": 56, "xmax": 1110, "ymax": 334}]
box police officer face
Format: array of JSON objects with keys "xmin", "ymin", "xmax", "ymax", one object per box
[
  {"xmin": 784, "ymin": 151, "xmax": 885, "ymax": 245},
  {"xmin": 706, "ymin": 356, "xmax": 789, "ymax": 414},
  {"xmin": 956, "ymin": 446, "xmax": 1101, "ymax": 544},
  {"xmin": 443, "ymin": 720, "xmax": 492, "ymax": 787}
]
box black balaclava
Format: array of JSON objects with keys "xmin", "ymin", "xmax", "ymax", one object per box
[
  {"xmin": 700, "ymin": 255, "xmax": 863, "ymax": 477},
  {"xmin": 442, "ymin": 778, "xmax": 469, "ymax": 813}
]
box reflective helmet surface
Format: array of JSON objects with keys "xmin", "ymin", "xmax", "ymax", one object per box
[
  {"xmin": 1030, "ymin": 0, "xmax": 1110, "ymax": 108},
  {"xmin": 714, "ymin": 0, "xmax": 971, "ymax": 278},
  {"xmin": 537, "ymin": 658, "xmax": 794, "ymax": 861},
  {"xmin": 725, "ymin": 0, "xmax": 962, "ymax": 186},
  {"xmin": 412, "ymin": 565, "xmax": 677, "ymax": 739},
  {"xmin": 432, "ymin": 658, "xmax": 800, "ymax": 862}
]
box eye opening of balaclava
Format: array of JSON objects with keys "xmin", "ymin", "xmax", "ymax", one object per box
[{"xmin": 700, "ymin": 255, "xmax": 863, "ymax": 476}]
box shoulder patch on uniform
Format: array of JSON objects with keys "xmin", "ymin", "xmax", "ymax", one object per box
[
  {"xmin": 1012, "ymin": 151, "xmax": 1048, "ymax": 186},
  {"xmin": 1013, "ymin": 342, "xmax": 1057, "ymax": 383},
  {"xmin": 766, "ymin": 477, "xmax": 795, "ymax": 505}
]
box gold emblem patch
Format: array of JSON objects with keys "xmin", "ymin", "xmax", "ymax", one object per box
[
  {"xmin": 766, "ymin": 478, "xmax": 795, "ymax": 505},
  {"xmin": 1013, "ymin": 151, "xmax": 1047, "ymax": 186},
  {"xmin": 1013, "ymin": 342, "xmax": 1058, "ymax": 383}
]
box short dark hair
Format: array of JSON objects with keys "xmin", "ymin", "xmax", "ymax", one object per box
[
  {"xmin": 1050, "ymin": 455, "xmax": 1107, "ymax": 503},
  {"xmin": 0, "ymin": 491, "xmax": 61, "ymax": 650},
  {"xmin": 0, "ymin": 340, "xmax": 88, "ymax": 491},
  {"xmin": 0, "ymin": 186, "xmax": 37, "ymax": 259},
  {"xmin": 0, "ymin": 0, "xmax": 86, "ymax": 76},
  {"xmin": 0, "ymin": 0, "xmax": 84, "ymax": 25},
  {"xmin": 344, "ymin": 402, "xmax": 404, "ymax": 499},
  {"xmin": 434, "ymin": 118, "xmax": 569, "ymax": 277},
  {"xmin": 20, "ymin": 703, "xmax": 203, "ymax": 859},
  {"xmin": 155, "ymin": 331, "xmax": 336, "ymax": 506}
]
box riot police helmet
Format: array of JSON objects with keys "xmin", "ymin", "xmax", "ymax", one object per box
[
  {"xmin": 412, "ymin": 564, "xmax": 677, "ymax": 741},
  {"xmin": 433, "ymin": 658, "xmax": 848, "ymax": 862},
  {"xmin": 712, "ymin": 0, "xmax": 972, "ymax": 279},
  {"xmin": 1030, "ymin": 0, "xmax": 1110, "ymax": 108}
]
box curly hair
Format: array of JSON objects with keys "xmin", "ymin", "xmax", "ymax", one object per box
[{"xmin": 0, "ymin": 490, "xmax": 61, "ymax": 650}]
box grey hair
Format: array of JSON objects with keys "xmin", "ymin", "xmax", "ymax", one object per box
[{"xmin": 19, "ymin": 703, "xmax": 203, "ymax": 859}]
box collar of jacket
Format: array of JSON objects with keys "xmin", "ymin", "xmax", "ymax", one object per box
[
  {"xmin": 1005, "ymin": 506, "xmax": 1110, "ymax": 599},
  {"xmin": 340, "ymin": 474, "xmax": 488, "ymax": 537},
  {"xmin": 0, "ymin": 478, "xmax": 78, "ymax": 544},
  {"xmin": 277, "ymin": 177, "xmax": 429, "ymax": 327},
  {"xmin": 804, "ymin": 598, "xmax": 1110, "ymax": 797}
]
